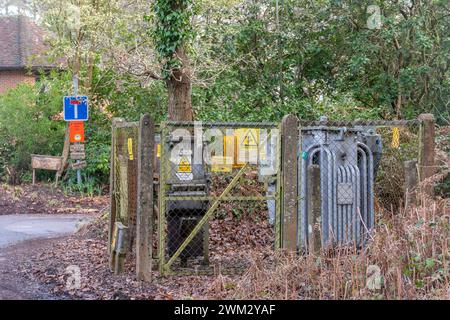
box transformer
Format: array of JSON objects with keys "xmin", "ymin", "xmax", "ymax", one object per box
[
  {"xmin": 298, "ymin": 124, "xmax": 382, "ymax": 248},
  {"xmin": 165, "ymin": 133, "xmax": 209, "ymax": 266}
]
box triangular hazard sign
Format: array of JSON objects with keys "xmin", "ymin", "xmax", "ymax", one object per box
[
  {"xmin": 178, "ymin": 156, "xmax": 191, "ymax": 172},
  {"xmin": 243, "ymin": 130, "xmax": 258, "ymax": 147}
]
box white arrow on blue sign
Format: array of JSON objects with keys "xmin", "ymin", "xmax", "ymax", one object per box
[{"xmin": 63, "ymin": 96, "xmax": 89, "ymax": 121}]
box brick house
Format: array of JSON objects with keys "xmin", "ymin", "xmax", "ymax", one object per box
[{"xmin": 0, "ymin": 15, "xmax": 54, "ymax": 94}]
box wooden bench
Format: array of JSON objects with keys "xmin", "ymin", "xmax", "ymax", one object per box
[{"xmin": 31, "ymin": 155, "xmax": 63, "ymax": 185}]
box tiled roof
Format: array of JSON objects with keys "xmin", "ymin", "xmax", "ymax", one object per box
[{"xmin": 0, "ymin": 15, "xmax": 53, "ymax": 70}]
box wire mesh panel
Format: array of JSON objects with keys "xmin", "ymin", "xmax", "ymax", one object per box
[
  {"xmin": 297, "ymin": 118, "xmax": 421, "ymax": 250},
  {"xmin": 157, "ymin": 122, "xmax": 281, "ymax": 275},
  {"xmin": 373, "ymin": 125, "xmax": 421, "ymax": 210}
]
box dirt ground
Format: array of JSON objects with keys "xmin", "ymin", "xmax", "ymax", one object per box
[
  {"xmin": 0, "ymin": 183, "xmax": 243, "ymax": 300},
  {"xmin": 15, "ymin": 233, "xmax": 238, "ymax": 300},
  {"xmin": 0, "ymin": 237, "xmax": 67, "ymax": 299},
  {"xmin": 11, "ymin": 203, "xmax": 268, "ymax": 300},
  {"xmin": 0, "ymin": 183, "xmax": 109, "ymax": 300},
  {"xmin": 0, "ymin": 183, "xmax": 108, "ymax": 215}
]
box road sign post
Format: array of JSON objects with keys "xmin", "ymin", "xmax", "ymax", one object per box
[{"xmin": 64, "ymin": 75, "xmax": 89, "ymax": 186}]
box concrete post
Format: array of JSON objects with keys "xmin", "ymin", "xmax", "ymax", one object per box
[
  {"xmin": 307, "ymin": 165, "xmax": 321, "ymax": 253},
  {"xmin": 404, "ymin": 159, "xmax": 418, "ymax": 207},
  {"xmin": 281, "ymin": 114, "xmax": 300, "ymax": 252},
  {"xmin": 418, "ymin": 114, "xmax": 436, "ymax": 196}
]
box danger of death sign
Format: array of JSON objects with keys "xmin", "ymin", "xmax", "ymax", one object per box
[{"xmin": 69, "ymin": 121, "xmax": 85, "ymax": 143}]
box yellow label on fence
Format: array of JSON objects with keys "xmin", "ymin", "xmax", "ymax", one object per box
[
  {"xmin": 391, "ymin": 127, "xmax": 400, "ymax": 149},
  {"xmin": 211, "ymin": 156, "xmax": 233, "ymax": 173},
  {"xmin": 157, "ymin": 144, "xmax": 161, "ymax": 158},
  {"xmin": 223, "ymin": 135, "xmax": 242, "ymax": 168},
  {"xmin": 178, "ymin": 156, "xmax": 191, "ymax": 173},
  {"xmin": 127, "ymin": 138, "xmax": 134, "ymax": 160},
  {"xmin": 236, "ymin": 128, "xmax": 260, "ymax": 165},
  {"xmin": 236, "ymin": 128, "xmax": 259, "ymax": 149}
]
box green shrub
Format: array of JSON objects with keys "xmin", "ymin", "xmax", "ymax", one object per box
[{"xmin": 0, "ymin": 83, "xmax": 65, "ymax": 183}]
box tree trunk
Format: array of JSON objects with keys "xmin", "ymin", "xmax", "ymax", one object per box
[{"xmin": 167, "ymin": 46, "xmax": 193, "ymax": 121}]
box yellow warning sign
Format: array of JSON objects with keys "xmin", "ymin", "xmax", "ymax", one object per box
[
  {"xmin": 235, "ymin": 129, "xmax": 260, "ymax": 147},
  {"xmin": 223, "ymin": 129, "xmax": 261, "ymax": 168},
  {"xmin": 391, "ymin": 127, "xmax": 400, "ymax": 149},
  {"xmin": 178, "ymin": 156, "xmax": 191, "ymax": 173},
  {"xmin": 211, "ymin": 156, "xmax": 233, "ymax": 173},
  {"xmin": 243, "ymin": 130, "xmax": 258, "ymax": 148},
  {"xmin": 127, "ymin": 138, "xmax": 134, "ymax": 160},
  {"xmin": 223, "ymin": 135, "xmax": 239, "ymax": 168}
]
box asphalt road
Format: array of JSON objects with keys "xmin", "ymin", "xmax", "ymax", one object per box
[
  {"xmin": 0, "ymin": 214, "xmax": 93, "ymax": 299},
  {"xmin": 0, "ymin": 214, "xmax": 91, "ymax": 248}
]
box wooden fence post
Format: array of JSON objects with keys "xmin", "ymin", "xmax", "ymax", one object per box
[
  {"xmin": 281, "ymin": 114, "xmax": 300, "ymax": 252},
  {"xmin": 307, "ymin": 164, "xmax": 321, "ymax": 253},
  {"xmin": 418, "ymin": 113, "xmax": 436, "ymax": 196},
  {"xmin": 404, "ymin": 159, "xmax": 418, "ymax": 207},
  {"xmin": 55, "ymin": 124, "xmax": 70, "ymax": 186},
  {"xmin": 136, "ymin": 114, "xmax": 154, "ymax": 282},
  {"xmin": 108, "ymin": 118, "xmax": 123, "ymax": 254}
]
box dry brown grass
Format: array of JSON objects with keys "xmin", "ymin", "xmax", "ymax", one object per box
[{"xmin": 222, "ymin": 190, "xmax": 449, "ymax": 300}]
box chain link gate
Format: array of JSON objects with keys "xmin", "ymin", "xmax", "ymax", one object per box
[
  {"xmin": 157, "ymin": 121, "xmax": 282, "ymax": 275},
  {"xmin": 108, "ymin": 119, "xmax": 139, "ymax": 272}
]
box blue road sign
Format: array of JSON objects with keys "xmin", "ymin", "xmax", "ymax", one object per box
[{"xmin": 63, "ymin": 96, "xmax": 89, "ymax": 121}]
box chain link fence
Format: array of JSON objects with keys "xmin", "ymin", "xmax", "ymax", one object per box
[{"xmin": 109, "ymin": 115, "xmax": 434, "ymax": 278}]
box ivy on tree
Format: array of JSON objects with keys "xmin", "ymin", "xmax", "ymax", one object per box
[{"xmin": 151, "ymin": 0, "xmax": 194, "ymax": 77}]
